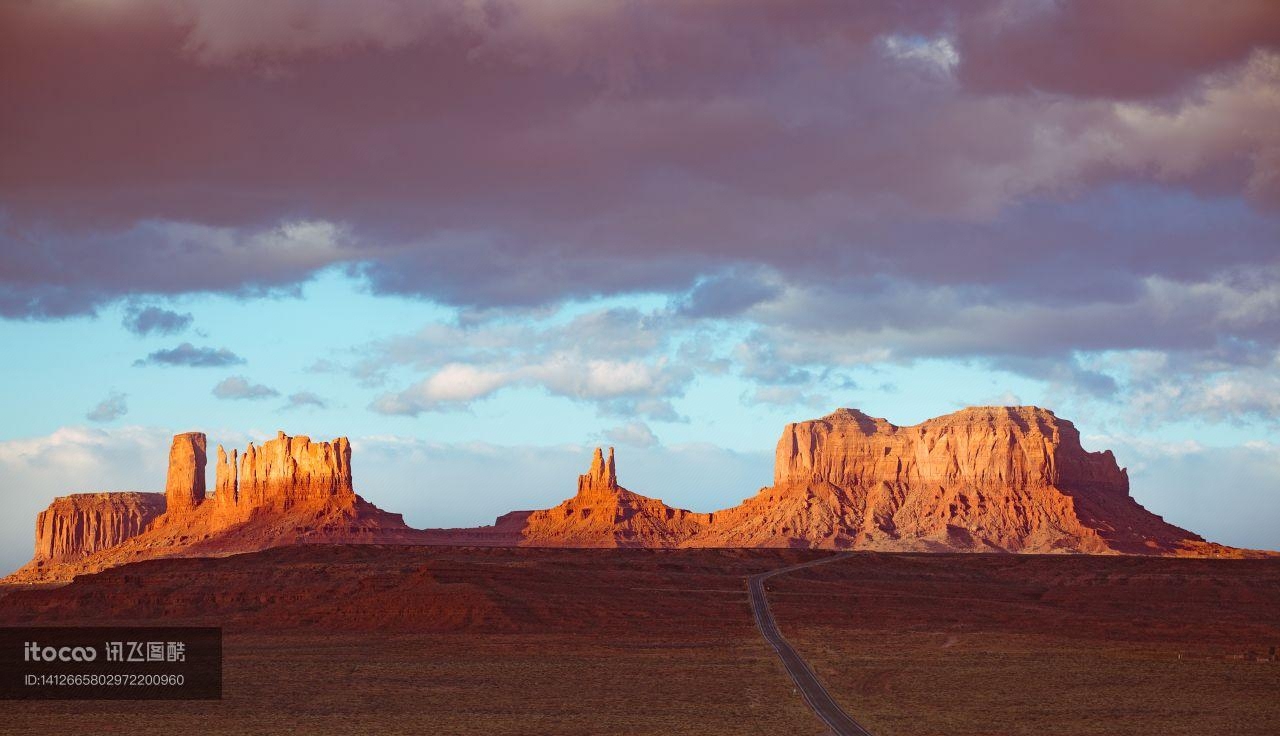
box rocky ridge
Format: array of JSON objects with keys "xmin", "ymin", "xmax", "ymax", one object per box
[
  {"xmin": 8, "ymin": 431, "xmax": 413, "ymax": 583},
  {"xmin": 4, "ymin": 407, "xmax": 1251, "ymax": 583}
]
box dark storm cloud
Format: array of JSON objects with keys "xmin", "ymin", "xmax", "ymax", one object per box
[
  {"xmin": 954, "ymin": 0, "xmax": 1280, "ymax": 99},
  {"xmin": 676, "ymin": 269, "xmax": 781, "ymax": 319},
  {"xmin": 135, "ymin": 343, "xmax": 245, "ymax": 368},
  {"xmin": 0, "ymin": 0, "xmax": 1277, "ymax": 384},
  {"xmin": 122, "ymin": 305, "xmax": 194, "ymax": 336}
]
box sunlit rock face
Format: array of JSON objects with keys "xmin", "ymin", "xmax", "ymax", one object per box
[
  {"xmin": 517, "ymin": 447, "xmax": 713, "ymax": 548},
  {"xmin": 3, "ymin": 408, "xmax": 1242, "ymax": 584},
  {"xmin": 29, "ymin": 492, "xmax": 166, "ymax": 565},
  {"xmin": 164, "ymin": 431, "xmax": 206, "ymax": 516},
  {"xmin": 207, "ymin": 432, "xmax": 355, "ymax": 525},
  {"xmin": 7, "ymin": 431, "xmax": 414, "ymax": 583},
  {"xmin": 694, "ymin": 406, "xmax": 1203, "ymax": 554}
]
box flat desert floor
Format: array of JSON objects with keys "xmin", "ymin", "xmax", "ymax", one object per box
[{"xmin": 1, "ymin": 546, "xmax": 1277, "ymax": 735}]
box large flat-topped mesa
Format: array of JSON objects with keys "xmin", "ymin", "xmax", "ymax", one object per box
[
  {"xmin": 772, "ymin": 406, "xmax": 1125, "ymax": 492},
  {"xmin": 700, "ymin": 406, "xmax": 1202, "ymax": 553},
  {"xmin": 31, "ymin": 492, "xmax": 166, "ymax": 565}
]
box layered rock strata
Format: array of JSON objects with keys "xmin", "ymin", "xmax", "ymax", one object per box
[
  {"xmin": 29, "ymin": 492, "xmax": 166, "ymax": 565},
  {"xmin": 687, "ymin": 407, "xmax": 1208, "ymax": 553},
  {"xmin": 3, "ymin": 407, "xmax": 1249, "ymax": 584},
  {"xmin": 7, "ymin": 431, "xmax": 413, "ymax": 583}
]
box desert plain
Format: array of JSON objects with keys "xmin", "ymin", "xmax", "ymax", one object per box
[{"xmin": 2, "ymin": 545, "xmax": 1277, "ymax": 736}]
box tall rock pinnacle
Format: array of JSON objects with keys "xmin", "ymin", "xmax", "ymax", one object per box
[
  {"xmin": 577, "ymin": 447, "xmax": 619, "ymax": 495},
  {"xmin": 522, "ymin": 446, "xmax": 711, "ymax": 547},
  {"xmin": 165, "ymin": 432, "xmax": 207, "ymax": 515},
  {"xmin": 6, "ymin": 429, "xmax": 414, "ymax": 583}
]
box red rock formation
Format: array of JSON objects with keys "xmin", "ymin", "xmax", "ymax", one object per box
[
  {"xmin": 690, "ymin": 407, "xmax": 1208, "ymax": 554},
  {"xmin": 2, "ymin": 409, "xmax": 1249, "ymax": 584},
  {"xmin": 578, "ymin": 447, "xmax": 618, "ymax": 494},
  {"xmin": 6, "ymin": 431, "xmax": 416, "ymax": 583},
  {"xmin": 27, "ymin": 492, "xmax": 166, "ymax": 565},
  {"xmin": 164, "ymin": 431, "xmax": 206, "ymax": 514},
  {"xmin": 235, "ymin": 432, "xmax": 354, "ymax": 511},
  {"xmin": 204, "ymin": 432, "xmax": 355, "ymax": 525},
  {"xmin": 214, "ymin": 444, "xmax": 238, "ymax": 512},
  {"xmin": 516, "ymin": 447, "xmax": 711, "ymax": 547}
]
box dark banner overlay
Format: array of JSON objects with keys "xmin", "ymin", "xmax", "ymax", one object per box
[{"xmin": 0, "ymin": 627, "xmax": 221, "ymax": 700}]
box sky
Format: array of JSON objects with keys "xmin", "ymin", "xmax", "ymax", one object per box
[{"xmin": 1, "ymin": 0, "xmax": 1279, "ymax": 570}]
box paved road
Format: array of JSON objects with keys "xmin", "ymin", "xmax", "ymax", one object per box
[{"xmin": 748, "ymin": 553, "xmax": 874, "ymax": 736}]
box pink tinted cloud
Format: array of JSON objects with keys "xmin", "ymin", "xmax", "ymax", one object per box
[
  {"xmin": 0, "ymin": 0, "xmax": 1276, "ymax": 318},
  {"xmin": 956, "ymin": 0, "xmax": 1280, "ymax": 99}
]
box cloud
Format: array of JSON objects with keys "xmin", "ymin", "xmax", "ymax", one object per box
[
  {"xmin": 371, "ymin": 364, "xmax": 510, "ymax": 414},
  {"xmin": 212, "ymin": 376, "xmax": 279, "ymax": 400},
  {"xmin": 741, "ymin": 385, "xmax": 826, "ymax": 409},
  {"xmin": 85, "ymin": 392, "xmax": 128, "ymax": 422},
  {"xmin": 3, "ymin": 1, "xmax": 1279, "ymax": 432},
  {"xmin": 121, "ymin": 305, "xmax": 193, "ymax": 336},
  {"xmin": 0, "ymin": 0, "xmax": 1275, "ymax": 323},
  {"xmin": 135, "ymin": 343, "xmax": 246, "ymax": 368},
  {"xmin": 602, "ymin": 421, "xmax": 659, "ymax": 449},
  {"xmin": 955, "ymin": 0, "xmax": 1280, "ymax": 99},
  {"xmin": 1091, "ymin": 434, "xmax": 1280, "ymax": 551},
  {"xmin": 372, "ymin": 356, "xmax": 690, "ymax": 420},
  {"xmin": 745, "ymin": 263, "xmax": 1280, "ymax": 371},
  {"xmin": 676, "ymin": 268, "xmax": 781, "ymax": 318},
  {"xmin": 362, "ymin": 306, "xmax": 703, "ymax": 419},
  {"xmin": 1123, "ymin": 352, "xmax": 1280, "ymax": 426},
  {"xmin": 0, "ymin": 426, "xmax": 175, "ymax": 575},
  {"xmin": 283, "ymin": 391, "xmax": 327, "ymax": 410}
]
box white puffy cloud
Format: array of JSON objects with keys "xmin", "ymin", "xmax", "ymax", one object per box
[
  {"xmin": 0, "ymin": 426, "xmax": 173, "ymax": 573},
  {"xmin": 1091, "ymin": 434, "xmax": 1280, "ymax": 551}
]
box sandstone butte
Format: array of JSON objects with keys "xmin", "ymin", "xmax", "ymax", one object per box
[
  {"xmin": 7, "ymin": 431, "xmax": 417, "ymax": 583},
  {"xmin": 4, "ymin": 407, "xmax": 1253, "ymax": 583}
]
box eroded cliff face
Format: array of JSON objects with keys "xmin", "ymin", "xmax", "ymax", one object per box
[
  {"xmin": 7, "ymin": 431, "xmax": 413, "ymax": 583},
  {"xmin": 517, "ymin": 447, "xmax": 712, "ymax": 547},
  {"xmin": 3, "ymin": 408, "xmax": 1243, "ymax": 584},
  {"xmin": 204, "ymin": 432, "xmax": 355, "ymax": 525},
  {"xmin": 30, "ymin": 493, "xmax": 166, "ymax": 564},
  {"xmin": 693, "ymin": 406, "xmax": 1204, "ymax": 553}
]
